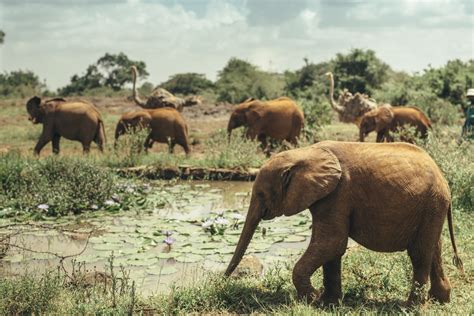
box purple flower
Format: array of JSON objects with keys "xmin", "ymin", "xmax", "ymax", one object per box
[
  {"xmin": 163, "ymin": 236, "xmax": 176, "ymax": 245},
  {"xmin": 215, "ymin": 217, "xmax": 229, "ymax": 226},
  {"xmin": 162, "ymin": 230, "xmax": 174, "ymax": 237}
]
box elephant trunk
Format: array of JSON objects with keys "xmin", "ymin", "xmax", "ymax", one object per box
[
  {"xmin": 224, "ymin": 204, "xmax": 261, "ymax": 276},
  {"xmin": 131, "ymin": 66, "xmax": 147, "ymax": 108},
  {"xmin": 227, "ymin": 121, "xmax": 235, "ymax": 142},
  {"xmin": 359, "ymin": 128, "xmax": 366, "ymax": 142},
  {"xmin": 325, "ymin": 72, "xmax": 346, "ymax": 115}
]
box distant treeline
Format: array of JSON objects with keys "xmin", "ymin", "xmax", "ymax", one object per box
[{"xmin": 1, "ymin": 49, "xmax": 473, "ymax": 124}]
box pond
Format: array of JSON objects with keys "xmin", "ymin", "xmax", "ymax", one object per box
[{"xmin": 0, "ymin": 180, "xmax": 327, "ymax": 295}]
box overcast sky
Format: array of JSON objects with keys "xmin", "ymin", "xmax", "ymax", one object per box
[{"xmin": 0, "ymin": 0, "xmax": 473, "ymax": 90}]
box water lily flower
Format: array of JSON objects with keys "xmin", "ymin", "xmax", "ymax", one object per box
[
  {"xmin": 37, "ymin": 204, "xmax": 49, "ymax": 210},
  {"xmin": 230, "ymin": 213, "xmax": 245, "ymax": 220},
  {"xmin": 215, "ymin": 217, "xmax": 229, "ymax": 226},
  {"xmin": 104, "ymin": 200, "xmax": 116, "ymax": 206},
  {"xmin": 163, "ymin": 236, "xmax": 176, "ymax": 245},
  {"xmin": 91, "ymin": 204, "xmax": 99, "ymax": 210},
  {"xmin": 162, "ymin": 230, "xmax": 174, "ymax": 237},
  {"xmin": 202, "ymin": 219, "xmax": 214, "ymax": 228}
]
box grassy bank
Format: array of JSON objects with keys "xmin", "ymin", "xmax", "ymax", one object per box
[{"xmin": 1, "ymin": 211, "xmax": 472, "ymax": 314}]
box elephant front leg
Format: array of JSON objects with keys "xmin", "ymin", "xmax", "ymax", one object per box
[
  {"xmin": 34, "ymin": 132, "xmax": 52, "ymax": 156},
  {"xmin": 293, "ymin": 242, "xmax": 346, "ymax": 304},
  {"xmin": 321, "ymin": 256, "xmax": 343, "ymax": 304},
  {"xmin": 52, "ymin": 134, "xmax": 61, "ymax": 155}
]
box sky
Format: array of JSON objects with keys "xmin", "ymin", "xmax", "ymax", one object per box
[{"xmin": 0, "ymin": 0, "xmax": 473, "ymax": 90}]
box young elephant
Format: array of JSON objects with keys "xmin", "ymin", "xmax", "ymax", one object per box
[
  {"xmin": 227, "ymin": 97, "xmax": 304, "ymax": 150},
  {"xmin": 114, "ymin": 108, "xmax": 190, "ymax": 154},
  {"xmin": 114, "ymin": 110, "xmax": 152, "ymax": 148},
  {"xmin": 144, "ymin": 108, "xmax": 190, "ymax": 154},
  {"xmin": 26, "ymin": 96, "xmax": 106, "ymax": 155},
  {"xmin": 359, "ymin": 105, "xmax": 432, "ymax": 142},
  {"xmin": 225, "ymin": 141, "xmax": 463, "ymax": 306}
]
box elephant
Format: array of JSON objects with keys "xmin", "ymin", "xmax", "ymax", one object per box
[
  {"xmin": 225, "ymin": 141, "xmax": 463, "ymax": 306},
  {"xmin": 114, "ymin": 110, "xmax": 152, "ymax": 148},
  {"xmin": 120, "ymin": 107, "xmax": 191, "ymax": 155},
  {"xmin": 325, "ymin": 72, "xmax": 378, "ymax": 126},
  {"xmin": 131, "ymin": 66, "xmax": 199, "ymax": 111},
  {"xmin": 26, "ymin": 96, "xmax": 106, "ymax": 155},
  {"xmin": 359, "ymin": 105, "xmax": 432, "ymax": 143},
  {"xmin": 227, "ymin": 97, "xmax": 304, "ymax": 150}
]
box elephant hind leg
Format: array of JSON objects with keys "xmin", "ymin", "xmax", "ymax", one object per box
[
  {"xmin": 82, "ymin": 142, "xmax": 91, "ymax": 154},
  {"xmin": 428, "ymin": 240, "xmax": 451, "ymax": 303}
]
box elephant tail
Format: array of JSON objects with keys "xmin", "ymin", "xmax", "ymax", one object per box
[
  {"xmin": 447, "ymin": 204, "xmax": 464, "ymax": 274},
  {"xmin": 98, "ymin": 118, "xmax": 107, "ymax": 144}
]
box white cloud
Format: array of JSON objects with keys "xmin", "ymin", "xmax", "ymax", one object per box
[{"xmin": 0, "ymin": 0, "xmax": 472, "ymax": 90}]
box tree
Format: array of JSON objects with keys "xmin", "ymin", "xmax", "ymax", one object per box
[
  {"xmin": 58, "ymin": 52, "xmax": 148, "ymax": 96},
  {"xmin": 160, "ymin": 73, "xmax": 214, "ymax": 95},
  {"xmin": 333, "ymin": 48, "xmax": 391, "ymax": 94},
  {"xmin": 215, "ymin": 58, "xmax": 285, "ymax": 103},
  {"xmin": 0, "ymin": 30, "xmax": 5, "ymax": 44},
  {"xmin": 97, "ymin": 52, "xmax": 148, "ymax": 91},
  {"xmin": 0, "ymin": 70, "xmax": 46, "ymax": 97}
]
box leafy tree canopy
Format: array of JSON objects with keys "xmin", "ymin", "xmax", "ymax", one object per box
[
  {"xmin": 333, "ymin": 48, "xmax": 391, "ymax": 94},
  {"xmin": 215, "ymin": 58, "xmax": 284, "ymax": 103},
  {"xmin": 160, "ymin": 73, "xmax": 214, "ymax": 95},
  {"xmin": 0, "ymin": 70, "xmax": 47, "ymax": 98},
  {"xmin": 58, "ymin": 52, "xmax": 148, "ymax": 96}
]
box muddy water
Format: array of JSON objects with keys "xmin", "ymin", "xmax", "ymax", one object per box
[{"xmin": 0, "ymin": 181, "xmax": 351, "ymax": 295}]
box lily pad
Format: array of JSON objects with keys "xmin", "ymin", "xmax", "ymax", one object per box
[
  {"xmin": 175, "ymin": 254, "xmax": 203, "ymax": 263},
  {"xmin": 146, "ymin": 265, "xmax": 178, "ymax": 275},
  {"xmin": 92, "ymin": 243, "xmax": 124, "ymax": 251},
  {"xmin": 3, "ymin": 253, "xmax": 24, "ymax": 263},
  {"xmin": 157, "ymin": 252, "xmax": 178, "ymax": 259},
  {"xmin": 284, "ymin": 235, "xmax": 307, "ymax": 243}
]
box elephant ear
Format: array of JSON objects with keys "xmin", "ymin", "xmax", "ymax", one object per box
[
  {"xmin": 374, "ymin": 106, "xmax": 394, "ymax": 132},
  {"xmin": 280, "ymin": 147, "xmax": 342, "ymax": 216}
]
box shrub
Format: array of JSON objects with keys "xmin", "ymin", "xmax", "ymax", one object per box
[
  {"xmin": 0, "ymin": 153, "xmax": 115, "ymax": 216},
  {"xmin": 421, "ymin": 132, "xmax": 474, "ymax": 212},
  {"xmin": 201, "ymin": 129, "xmax": 264, "ymax": 169}
]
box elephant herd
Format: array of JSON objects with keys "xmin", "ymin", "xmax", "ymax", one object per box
[
  {"xmin": 25, "ymin": 69, "xmax": 433, "ymax": 156},
  {"xmin": 23, "ymin": 68, "xmax": 464, "ymax": 307}
]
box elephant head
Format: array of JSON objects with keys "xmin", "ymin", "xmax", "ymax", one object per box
[
  {"xmin": 227, "ymin": 98, "xmax": 256, "ymax": 140},
  {"xmin": 359, "ymin": 105, "xmax": 394, "ymax": 141},
  {"xmin": 325, "ymin": 72, "xmax": 378, "ymax": 126},
  {"xmin": 225, "ymin": 145, "xmax": 342, "ymax": 276},
  {"xmin": 26, "ymin": 96, "xmax": 69, "ymax": 124}
]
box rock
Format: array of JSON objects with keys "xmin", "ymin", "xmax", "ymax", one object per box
[{"xmin": 233, "ymin": 255, "xmax": 263, "ymax": 277}]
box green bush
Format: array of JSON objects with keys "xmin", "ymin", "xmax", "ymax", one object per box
[
  {"xmin": 160, "ymin": 73, "xmax": 214, "ymax": 95},
  {"xmin": 421, "ymin": 132, "xmax": 474, "ymax": 212},
  {"xmin": 201, "ymin": 129, "xmax": 264, "ymax": 169},
  {"xmin": 298, "ymin": 98, "xmax": 333, "ymax": 143},
  {"xmin": 216, "ymin": 58, "xmax": 285, "ymax": 103},
  {"xmin": 0, "ymin": 153, "xmax": 115, "ymax": 216}
]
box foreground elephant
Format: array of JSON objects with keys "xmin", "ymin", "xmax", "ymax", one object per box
[
  {"xmin": 131, "ymin": 66, "xmax": 199, "ymax": 111},
  {"xmin": 225, "ymin": 141, "xmax": 463, "ymax": 305},
  {"xmin": 325, "ymin": 72, "xmax": 378, "ymax": 126},
  {"xmin": 114, "ymin": 108, "xmax": 190, "ymax": 154},
  {"xmin": 26, "ymin": 96, "xmax": 106, "ymax": 155},
  {"xmin": 359, "ymin": 105, "xmax": 432, "ymax": 142},
  {"xmin": 227, "ymin": 97, "xmax": 304, "ymax": 149}
]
